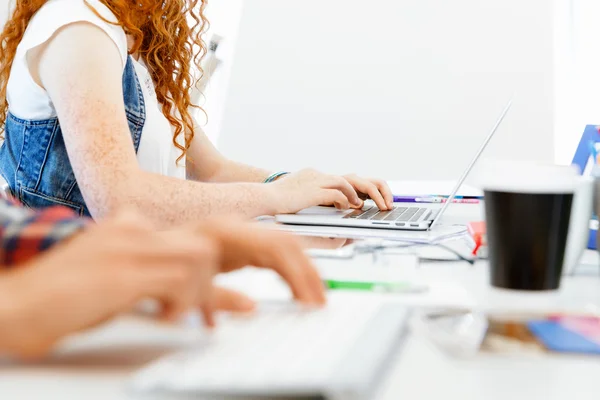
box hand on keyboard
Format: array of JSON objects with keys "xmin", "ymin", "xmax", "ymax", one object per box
[
  {"xmin": 190, "ymin": 219, "xmax": 327, "ymax": 326},
  {"xmin": 267, "ymin": 169, "xmax": 393, "ymax": 213},
  {"xmin": 342, "ymin": 174, "xmax": 394, "ymax": 210},
  {"xmin": 0, "ymin": 212, "xmax": 325, "ymax": 359}
]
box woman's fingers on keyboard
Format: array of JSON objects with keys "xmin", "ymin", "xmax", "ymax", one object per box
[
  {"xmin": 344, "ymin": 175, "xmax": 391, "ymax": 210},
  {"xmin": 324, "ymin": 176, "xmax": 361, "ymax": 207},
  {"xmin": 373, "ymin": 179, "xmax": 394, "ymax": 209}
]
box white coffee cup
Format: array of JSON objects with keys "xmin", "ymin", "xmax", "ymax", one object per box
[{"xmin": 563, "ymin": 174, "xmax": 593, "ymax": 275}]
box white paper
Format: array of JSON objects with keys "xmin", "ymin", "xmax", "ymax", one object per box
[
  {"xmin": 317, "ymin": 256, "xmax": 421, "ymax": 291},
  {"xmin": 215, "ymin": 265, "xmax": 476, "ymax": 310},
  {"xmin": 273, "ymin": 223, "xmax": 467, "ymax": 243}
]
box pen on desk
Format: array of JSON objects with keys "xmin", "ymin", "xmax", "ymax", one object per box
[
  {"xmin": 393, "ymin": 195, "xmax": 481, "ymax": 204},
  {"xmin": 440, "ymin": 198, "xmax": 480, "ymax": 204},
  {"xmin": 392, "ymin": 196, "xmax": 441, "ymax": 203},
  {"xmin": 323, "ymin": 279, "xmax": 429, "ymax": 293}
]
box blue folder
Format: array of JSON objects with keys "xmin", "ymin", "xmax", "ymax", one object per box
[{"xmin": 528, "ymin": 320, "xmax": 600, "ymax": 355}]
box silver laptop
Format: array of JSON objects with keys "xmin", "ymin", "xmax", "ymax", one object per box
[{"xmin": 276, "ymin": 99, "xmax": 512, "ymax": 231}]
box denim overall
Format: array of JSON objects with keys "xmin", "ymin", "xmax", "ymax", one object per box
[{"xmin": 0, "ymin": 56, "xmax": 145, "ymax": 216}]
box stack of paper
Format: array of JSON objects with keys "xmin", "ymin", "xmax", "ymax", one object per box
[{"xmin": 274, "ymin": 223, "xmax": 467, "ymax": 244}]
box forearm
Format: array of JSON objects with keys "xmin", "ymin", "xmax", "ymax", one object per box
[
  {"xmin": 89, "ymin": 171, "xmax": 279, "ymax": 228},
  {"xmin": 191, "ymin": 158, "xmax": 272, "ymax": 184}
]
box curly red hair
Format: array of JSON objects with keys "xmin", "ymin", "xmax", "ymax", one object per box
[{"xmin": 0, "ymin": 0, "xmax": 208, "ymax": 162}]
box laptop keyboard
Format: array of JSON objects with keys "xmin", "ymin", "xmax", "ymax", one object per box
[{"xmin": 345, "ymin": 205, "xmax": 430, "ymax": 223}]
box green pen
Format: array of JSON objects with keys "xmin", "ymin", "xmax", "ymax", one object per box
[{"xmin": 323, "ymin": 279, "xmax": 429, "ymax": 294}]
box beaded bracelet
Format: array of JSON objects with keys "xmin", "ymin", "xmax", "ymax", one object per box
[{"xmin": 264, "ymin": 171, "xmax": 290, "ymax": 183}]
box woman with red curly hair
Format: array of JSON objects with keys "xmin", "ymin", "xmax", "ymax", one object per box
[{"xmin": 0, "ymin": 0, "xmax": 393, "ymax": 228}]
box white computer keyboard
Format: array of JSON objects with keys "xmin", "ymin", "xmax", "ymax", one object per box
[{"xmin": 131, "ymin": 298, "xmax": 408, "ymax": 399}]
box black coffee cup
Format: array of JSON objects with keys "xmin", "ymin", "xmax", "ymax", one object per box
[
  {"xmin": 485, "ymin": 190, "xmax": 572, "ymax": 290},
  {"xmin": 477, "ymin": 161, "xmax": 585, "ymax": 291}
]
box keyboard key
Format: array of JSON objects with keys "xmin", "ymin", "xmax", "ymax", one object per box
[
  {"xmin": 344, "ymin": 209, "xmax": 365, "ymax": 219},
  {"xmin": 371, "ymin": 211, "xmax": 392, "ymax": 220},
  {"xmin": 343, "ymin": 206, "xmax": 373, "ymax": 219},
  {"xmin": 409, "ymin": 208, "xmax": 427, "ymax": 222},
  {"xmin": 357, "ymin": 207, "xmax": 380, "ymax": 220},
  {"xmin": 383, "ymin": 207, "xmax": 408, "ymax": 221},
  {"xmin": 397, "ymin": 208, "xmax": 418, "ymax": 222}
]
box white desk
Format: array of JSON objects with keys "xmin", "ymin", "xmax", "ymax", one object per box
[
  {"xmin": 1, "ymin": 260, "xmax": 598, "ymax": 400},
  {"xmin": 2, "ymin": 191, "xmax": 600, "ymax": 400}
]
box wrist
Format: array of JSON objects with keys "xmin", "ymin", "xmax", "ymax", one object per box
[{"xmin": 259, "ymin": 184, "xmax": 284, "ymax": 215}]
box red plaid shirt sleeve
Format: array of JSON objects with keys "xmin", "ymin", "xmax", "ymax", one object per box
[{"xmin": 0, "ymin": 198, "xmax": 89, "ymax": 267}]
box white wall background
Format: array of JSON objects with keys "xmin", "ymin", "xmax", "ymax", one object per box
[
  {"xmin": 217, "ymin": 0, "xmax": 555, "ymax": 180},
  {"xmin": 0, "ymin": 1, "xmax": 10, "ymax": 27},
  {"xmin": 554, "ymin": 0, "xmax": 600, "ymax": 165},
  {"xmin": 194, "ymin": 0, "xmax": 245, "ymax": 144}
]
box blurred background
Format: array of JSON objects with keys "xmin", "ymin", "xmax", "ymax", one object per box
[
  {"xmin": 201, "ymin": 0, "xmax": 600, "ymax": 180},
  {"xmin": 3, "ymin": 0, "xmax": 600, "ymax": 180}
]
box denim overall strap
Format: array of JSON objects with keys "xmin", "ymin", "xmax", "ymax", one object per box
[{"xmin": 122, "ymin": 56, "xmax": 145, "ymax": 152}]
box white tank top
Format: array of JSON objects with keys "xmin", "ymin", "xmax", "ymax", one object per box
[{"xmin": 6, "ymin": 0, "xmax": 186, "ymax": 180}]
